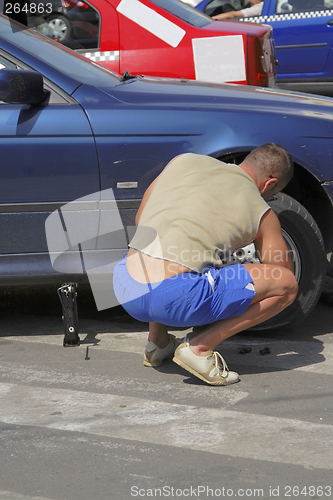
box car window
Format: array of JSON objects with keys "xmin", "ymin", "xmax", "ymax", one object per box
[
  {"xmin": 0, "ymin": 14, "xmax": 119, "ymax": 86},
  {"xmin": 27, "ymin": 0, "xmax": 101, "ymax": 51},
  {"xmin": 0, "ymin": 54, "xmax": 18, "ymax": 70},
  {"xmin": 276, "ymin": 0, "xmax": 333, "ymax": 14},
  {"xmin": 149, "ymin": 0, "xmax": 214, "ymax": 27},
  {"xmin": 0, "ymin": 50, "xmax": 74, "ymax": 104}
]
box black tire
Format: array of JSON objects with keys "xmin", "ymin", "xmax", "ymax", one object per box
[{"xmin": 253, "ymin": 193, "xmax": 327, "ymax": 329}]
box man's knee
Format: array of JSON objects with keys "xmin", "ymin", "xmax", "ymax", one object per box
[
  {"xmin": 279, "ymin": 268, "xmax": 298, "ymax": 305},
  {"xmin": 258, "ymin": 266, "xmax": 298, "ymax": 306}
]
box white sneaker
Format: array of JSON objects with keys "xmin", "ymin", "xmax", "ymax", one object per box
[
  {"xmin": 173, "ymin": 341, "xmax": 239, "ymax": 386},
  {"xmin": 143, "ymin": 334, "xmax": 179, "ymax": 367}
]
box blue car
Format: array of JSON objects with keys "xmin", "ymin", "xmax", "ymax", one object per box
[
  {"xmin": 1, "ymin": 13, "xmax": 333, "ymax": 329},
  {"xmin": 196, "ymin": 0, "xmax": 333, "ymax": 95}
]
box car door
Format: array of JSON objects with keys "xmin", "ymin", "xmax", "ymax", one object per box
[
  {"xmin": 0, "ymin": 51, "xmax": 100, "ymax": 266},
  {"xmin": 261, "ymin": 0, "xmax": 333, "ymax": 83}
]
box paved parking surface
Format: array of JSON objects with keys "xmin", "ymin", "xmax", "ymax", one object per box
[{"xmin": 0, "ymin": 286, "xmax": 333, "ymax": 500}]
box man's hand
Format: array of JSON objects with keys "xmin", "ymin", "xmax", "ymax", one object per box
[{"xmin": 255, "ymin": 209, "xmax": 293, "ymax": 272}]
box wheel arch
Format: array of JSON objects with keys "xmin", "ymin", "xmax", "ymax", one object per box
[{"xmin": 283, "ymin": 163, "xmax": 333, "ymax": 256}]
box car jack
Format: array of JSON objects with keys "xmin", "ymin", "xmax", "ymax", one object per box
[{"xmin": 57, "ymin": 283, "xmax": 80, "ymax": 347}]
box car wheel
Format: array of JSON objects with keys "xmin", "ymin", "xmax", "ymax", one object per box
[
  {"xmin": 44, "ymin": 15, "xmax": 72, "ymax": 41},
  {"xmin": 252, "ymin": 192, "xmax": 327, "ymax": 329}
]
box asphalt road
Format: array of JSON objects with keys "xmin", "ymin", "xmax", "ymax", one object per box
[{"xmin": 1, "ymin": 285, "xmax": 333, "ymax": 500}]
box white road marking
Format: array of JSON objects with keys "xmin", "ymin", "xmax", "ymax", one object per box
[
  {"xmin": 0, "ymin": 359, "xmax": 248, "ymax": 408},
  {"xmin": 0, "ymin": 491, "xmax": 54, "ymax": 500},
  {"xmin": 0, "ymin": 382, "xmax": 333, "ymax": 470}
]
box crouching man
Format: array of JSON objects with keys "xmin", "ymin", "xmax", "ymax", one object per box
[{"xmin": 113, "ymin": 144, "xmax": 298, "ymax": 385}]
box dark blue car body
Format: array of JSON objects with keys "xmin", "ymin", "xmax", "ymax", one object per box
[
  {"xmin": 1, "ymin": 13, "xmax": 333, "ymax": 326},
  {"xmin": 196, "ymin": 0, "xmax": 333, "ymax": 95}
]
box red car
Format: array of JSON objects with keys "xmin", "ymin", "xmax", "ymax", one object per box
[{"xmin": 34, "ymin": 0, "xmax": 276, "ymax": 87}]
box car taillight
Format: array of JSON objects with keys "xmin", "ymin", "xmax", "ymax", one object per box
[{"xmin": 247, "ymin": 34, "xmax": 269, "ymax": 87}]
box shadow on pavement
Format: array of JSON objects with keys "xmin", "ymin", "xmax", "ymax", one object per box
[{"xmin": 0, "ymin": 284, "xmax": 332, "ymax": 378}]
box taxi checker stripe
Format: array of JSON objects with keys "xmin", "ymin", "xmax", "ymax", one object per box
[
  {"xmin": 81, "ymin": 51, "xmax": 120, "ymax": 62},
  {"xmin": 240, "ymin": 9, "xmax": 333, "ymax": 23}
]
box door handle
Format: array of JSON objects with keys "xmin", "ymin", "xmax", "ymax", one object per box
[{"xmin": 327, "ymin": 19, "xmax": 333, "ymax": 25}]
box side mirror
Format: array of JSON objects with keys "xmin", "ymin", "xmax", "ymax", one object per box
[{"xmin": 0, "ymin": 69, "xmax": 48, "ymax": 105}]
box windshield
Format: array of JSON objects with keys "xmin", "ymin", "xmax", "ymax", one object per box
[
  {"xmin": 0, "ymin": 14, "xmax": 120, "ymax": 86},
  {"xmin": 149, "ymin": 0, "xmax": 213, "ymax": 27}
]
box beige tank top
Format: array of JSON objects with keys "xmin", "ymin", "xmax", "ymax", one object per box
[{"xmin": 129, "ymin": 153, "xmax": 270, "ymax": 273}]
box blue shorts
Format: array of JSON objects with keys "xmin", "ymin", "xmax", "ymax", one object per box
[{"xmin": 113, "ymin": 253, "xmax": 255, "ymax": 328}]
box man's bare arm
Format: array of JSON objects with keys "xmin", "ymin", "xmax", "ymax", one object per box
[
  {"xmin": 213, "ymin": 10, "xmax": 244, "ymax": 20},
  {"xmin": 255, "ymin": 209, "xmax": 294, "ymax": 272}
]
